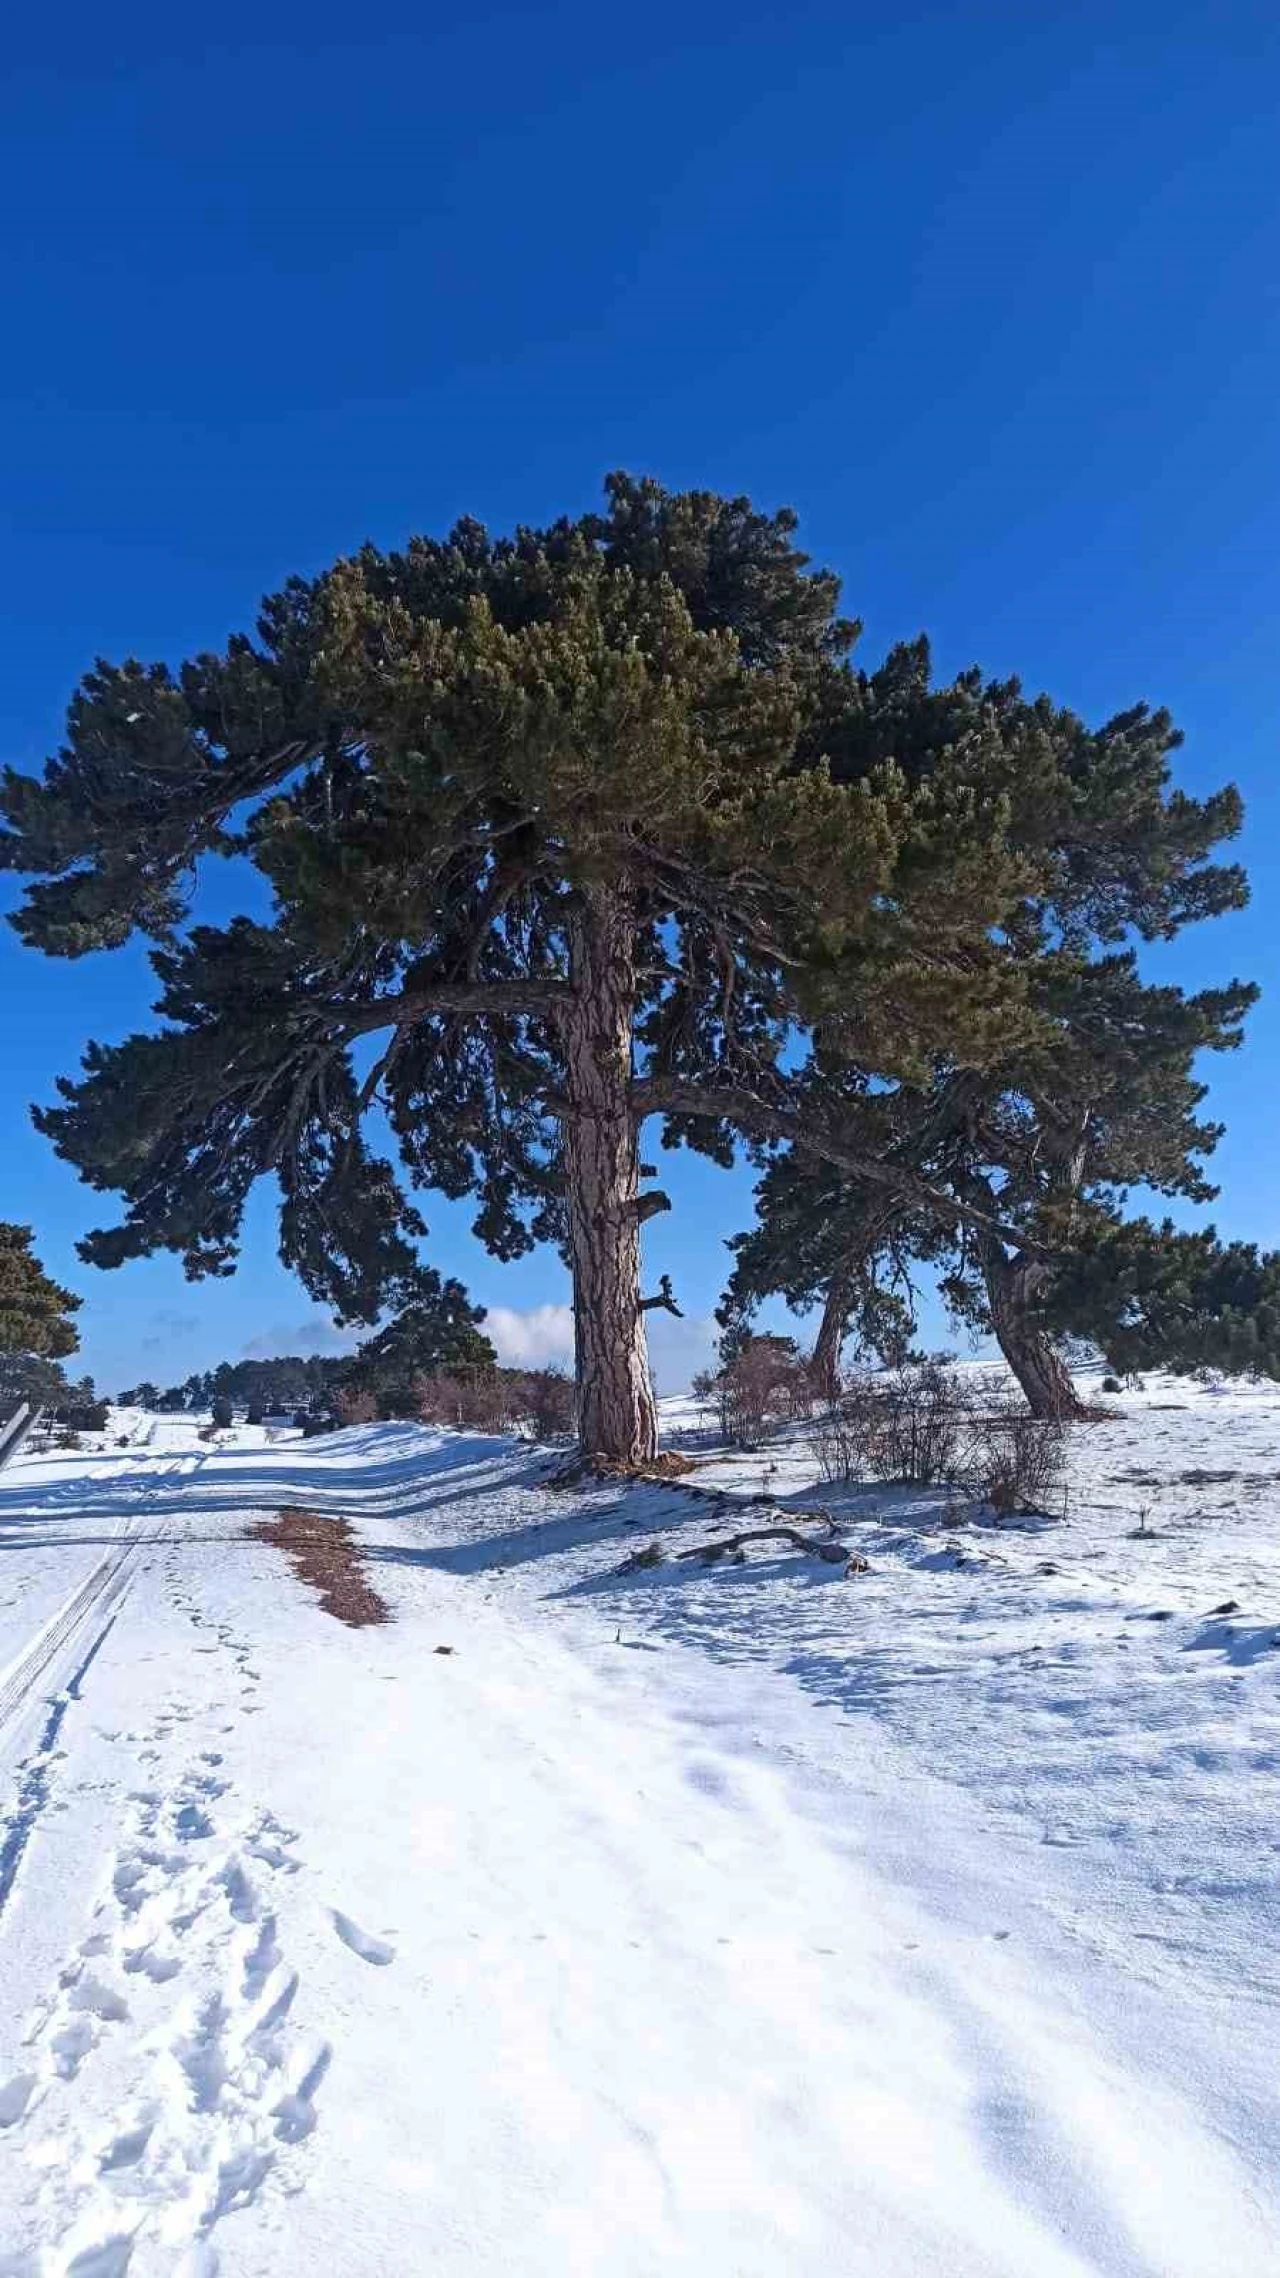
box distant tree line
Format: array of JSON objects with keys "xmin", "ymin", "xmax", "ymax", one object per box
[
  {"xmin": 119, "ymin": 1287, "xmax": 500, "ymax": 1418},
  {"xmin": 119, "ymin": 1297, "xmax": 577, "ymax": 1440},
  {"xmin": 118, "ymin": 1353, "xmax": 349, "ymax": 1414}
]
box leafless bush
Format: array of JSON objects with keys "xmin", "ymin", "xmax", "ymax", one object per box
[
  {"xmin": 517, "ymin": 1367, "xmax": 577, "ymax": 1443},
  {"xmin": 413, "ymin": 1371, "xmax": 463, "ymax": 1426},
  {"xmin": 963, "ymin": 1402, "xmax": 1066, "ymax": 1516},
  {"xmin": 697, "ymin": 1337, "xmax": 815, "ymax": 1448},
  {"xmin": 691, "ymin": 1367, "xmax": 725, "ymax": 1435},
  {"xmin": 815, "ymin": 1364, "xmax": 1065, "ymax": 1514},
  {"xmin": 414, "ymin": 1370, "xmax": 516, "ymax": 1429},
  {"xmin": 333, "ymin": 1385, "xmax": 380, "ymax": 1426},
  {"xmin": 817, "ymin": 1362, "xmax": 976, "ymax": 1485},
  {"xmin": 413, "ymin": 1366, "xmax": 575, "ymax": 1439},
  {"xmin": 814, "ymin": 1403, "xmax": 875, "ymax": 1485}
]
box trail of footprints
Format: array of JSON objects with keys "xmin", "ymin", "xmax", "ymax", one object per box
[
  {"xmin": 0, "ymin": 1759, "xmax": 325, "ymax": 2274},
  {"xmin": 0, "ymin": 1582, "xmax": 396, "ymax": 2274}
]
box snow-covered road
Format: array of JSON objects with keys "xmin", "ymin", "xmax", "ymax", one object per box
[{"xmin": 1, "ymin": 1398, "xmax": 1279, "ymax": 2275}]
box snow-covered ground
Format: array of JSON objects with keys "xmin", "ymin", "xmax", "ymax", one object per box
[{"xmin": 1, "ymin": 1381, "xmax": 1279, "ymax": 2275}]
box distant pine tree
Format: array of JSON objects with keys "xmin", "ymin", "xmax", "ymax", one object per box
[
  {"xmin": 0, "ymin": 1222, "xmax": 80, "ymax": 1363},
  {"xmin": 338, "ymin": 1292, "xmax": 498, "ymax": 1416}
]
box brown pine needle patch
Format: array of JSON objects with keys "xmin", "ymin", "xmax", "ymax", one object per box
[
  {"xmin": 249, "ymin": 1507, "xmax": 390, "ymax": 1628},
  {"xmin": 547, "ymin": 1448, "xmax": 697, "ymax": 1489}
]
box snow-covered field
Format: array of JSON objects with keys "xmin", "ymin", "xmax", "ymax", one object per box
[{"xmin": 1, "ymin": 1380, "xmax": 1279, "ymax": 2275}]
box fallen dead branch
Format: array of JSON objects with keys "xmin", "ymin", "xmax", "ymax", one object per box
[
  {"xmin": 249, "ymin": 1507, "xmax": 390, "ymax": 1628},
  {"xmin": 677, "ymin": 1524, "xmax": 852, "ymax": 1565},
  {"xmin": 615, "ymin": 1519, "xmax": 869, "ymax": 1577}
]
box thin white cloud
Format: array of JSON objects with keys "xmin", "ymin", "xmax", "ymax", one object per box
[
  {"xmin": 485, "ymin": 1304, "xmax": 576, "ymax": 1369},
  {"xmin": 483, "ymin": 1303, "xmax": 716, "ymax": 1391},
  {"xmin": 241, "ymin": 1316, "xmax": 360, "ymax": 1359},
  {"xmin": 232, "ymin": 1302, "xmax": 712, "ymax": 1386}
]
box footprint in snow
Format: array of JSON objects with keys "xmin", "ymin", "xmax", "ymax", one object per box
[
  {"xmin": 67, "ymin": 1975, "xmax": 129, "ymax": 2023},
  {"xmin": 331, "ymin": 1910, "xmax": 396, "ymax": 1966},
  {"xmin": 0, "ymin": 2071, "xmax": 38, "ymax": 2128},
  {"xmin": 63, "ymin": 2233, "xmax": 135, "ymax": 2278},
  {"xmin": 99, "ymin": 2110, "xmax": 157, "ymax": 2171}
]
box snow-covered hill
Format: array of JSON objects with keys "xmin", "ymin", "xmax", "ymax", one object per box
[{"xmin": 1, "ymin": 1382, "xmax": 1278, "ymax": 2274}]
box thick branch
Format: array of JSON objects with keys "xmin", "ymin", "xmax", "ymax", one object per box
[
  {"xmin": 632, "ymin": 1077, "xmax": 1052, "ymax": 1258},
  {"xmin": 632, "ymin": 1191, "xmax": 672, "ymax": 1224},
  {"xmin": 328, "ymin": 978, "xmax": 573, "ymax": 1032}
]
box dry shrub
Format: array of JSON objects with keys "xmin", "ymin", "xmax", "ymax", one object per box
[
  {"xmin": 414, "ymin": 1369, "xmax": 520, "ymax": 1430},
  {"xmin": 975, "ymin": 1409, "xmax": 1065, "ymax": 1515},
  {"xmin": 249, "ymin": 1507, "xmax": 390, "ymax": 1627},
  {"xmin": 816, "ymin": 1362, "xmax": 972, "ymax": 1485},
  {"xmin": 518, "ymin": 1367, "xmax": 577, "ymax": 1443},
  {"xmin": 333, "ymin": 1385, "xmax": 380, "ymax": 1426},
  {"xmin": 817, "ymin": 1363, "xmax": 1066, "ymax": 1514},
  {"xmin": 695, "ymin": 1336, "xmax": 815, "ymax": 1448},
  {"xmin": 413, "ymin": 1366, "xmax": 576, "ymax": 1440},
  {"xmin": 416, "ymin": 1370, "xmax": 488, "ymax": 1427}
]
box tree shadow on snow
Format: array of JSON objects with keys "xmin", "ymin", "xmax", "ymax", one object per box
[{"xmin": 362, "ymin": 1482, "xmax": 703, "ymax": 1578}]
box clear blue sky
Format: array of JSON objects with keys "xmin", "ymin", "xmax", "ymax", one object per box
[{"xmin": 2, "ymin": 0, "xmax": 1277, "ymax": 1394}]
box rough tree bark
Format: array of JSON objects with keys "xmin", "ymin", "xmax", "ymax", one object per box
[
  {"xmin": 981, "ymin": 1243, "xmax": 1084, "ymax": 1421},
  {"xmin": 812, "ymin": 1272, "xmax": 853, "ymax": 1401},
  {"xmin": 560, "ymin": 883, "xmax": 659, "ymax": 1464}
]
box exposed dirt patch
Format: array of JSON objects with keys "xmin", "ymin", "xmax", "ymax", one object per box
[{"xmin": 249, "ymin": 1508, "xmax": 391, "ymax": 1628}]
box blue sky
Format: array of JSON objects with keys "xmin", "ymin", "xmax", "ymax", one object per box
[{"xmin": 2, "ymin": 0, "xmax": 1278, "ymax": 1394}]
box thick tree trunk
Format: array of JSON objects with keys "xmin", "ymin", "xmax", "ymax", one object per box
[
  {"xmin": 812, "ymin": 1273, "xmax": 853, "ymax": 1401},
  {"xmin": 561, "ymin": 884, "xmax": 658, "ymax": 1464},
  {"xmin": 982, "ymin": 1245, "xmax": 1084, "ymax": 1421}
]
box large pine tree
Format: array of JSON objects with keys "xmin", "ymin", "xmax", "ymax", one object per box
[{"xmin": 0, "ymin": 479, "xmax": 1247, "ymax": 1458}]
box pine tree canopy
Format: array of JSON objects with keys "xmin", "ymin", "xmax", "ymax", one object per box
[
  {"xmin": 0, "ymin": 475, "xmax": 1252, "ymax": 1453},
  {"xmin": 0, "ymin": 1350, "xmax": 92, "ymax": 1411},
  {"xmin": 0, "ymin": 1223, "xmax": 81, "ymax": 1362},
  {"xmin": 725, "ymin": 958, "xmax": 1257, "ymax": 1383},
  {"xmin": 1042, "ymin": 1220, "xmax": 1280, "ymax": 1379},
  {"xmin": 718, "ymin": 643, "xmax": 1256, "ymax": 1405}
]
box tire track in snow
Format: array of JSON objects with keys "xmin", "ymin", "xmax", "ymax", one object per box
[
  {"xmin": 0, "ymin": 1606, "xmax": 128, "ymax": 1926},
  {"xmin": 0, "ymin": 1528, "xmax": 141, "ymax": 1743},
  {"xmin": 0, "ymin": 1458, "xmax": 192, "ymax": 1927},
  {"xmin": 0, "ymin": 1455, "xmax": 197, "ymax": 1743}
]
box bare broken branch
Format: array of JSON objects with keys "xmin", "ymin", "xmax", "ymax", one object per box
[{"xmin": 640, "ymin": 1273, "xmax": 684, "ymax": 1316}]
